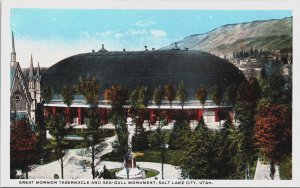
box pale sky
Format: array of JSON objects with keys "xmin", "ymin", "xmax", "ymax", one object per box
[{"xmin": 10, "ymin": 9, "xmax": 291, "ymax": 68}]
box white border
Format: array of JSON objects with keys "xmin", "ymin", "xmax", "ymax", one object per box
[{"xmin": 1, "ymin": 0, "xmax": 300, "ymax": 187}]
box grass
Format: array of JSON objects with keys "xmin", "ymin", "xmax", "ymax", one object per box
[
  {"xmin": 47, "ymin": 128, "xmax": 116, "ymax": 149},
  {"xmin": 67, "ymin": 128, "xmax": 116, "ymax": 138},
  {"xmin": 279, "ymin": 156, "xmax": 292, "ymax": 180},
  {"xmin": 145, "ymin": 169, "xmax": 159, "ymax": 177},
  {"xmin": 249, "ymin": 159, "xmax": 258, "ymax": 180},
  {"xmin": 102, "ymin": 150, "xmax": 185, "ymax": 166},
  {"xmin": 100, "ymin": 167, "xmax": 159, "ymax": 179}
]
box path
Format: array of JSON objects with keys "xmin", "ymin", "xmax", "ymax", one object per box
[
  {"xmin": 254, "ymin": 158, "xmax": 280, "ymax": 180},
  {"xmin": 29, "ymin": 135, "xmax": 181, "ymax": 179}
]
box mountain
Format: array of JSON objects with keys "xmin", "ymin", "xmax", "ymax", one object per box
[{"xmin": 161, "ymin": 17, "xmax": 292, "ymax": 56}]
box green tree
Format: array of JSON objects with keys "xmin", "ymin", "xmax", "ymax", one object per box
[
  {"xmin": 210, "ymin": 85, "xmax": 222, "ymax": 107},
  {"xmin": 104, "ymin": 84, "xmax": 128, "ymax": 157},
  {"xmin": 132, "ymin": 114, "xmax": 149, "ymax": 151},
  {"xmin": 196, "ymin": 84, "xmax": 207, "ymax": 111},
  {"xmin": 153, "ymin": 85, "xmax": 163, "ymax": 109},
  {"xmin": 11, "ymin": 118, "xmax": 38, "ymax": 179},
  {"xmin": 210, "ymin": 85, "xmax": 222, "ymax": 128},
  {"xmin": 176, "ymin": 81, "xmax": 187, "ymax": 110},
  {"xmin": 168, "ymin": 118, "xmax": 191, "ymax": 150},
  {"xmin": 235, "ymin": 101, "xmax": 257, "ymax": 179},
  {"xmin": 180, "ymin": 128, "xmax": 237, "ymax": 179},
  {"xmin": 138, "ymin": 86, "xmax": 151, "ymax": 108},
  {"xmin": 130, "ymin": 88, "xmax": 139, "ymax": 109},
  {"xmin": 164, "ymin": 82, "xmax": 176, "ymax": 109},
  {"xmin": 46, "ymin": 114, "xmax": 70, "ymax": 179},
  {"xmin": 42, "ymin": 86, "xmax": 53, "ymax": 104},
  {"xmin": 35, "ymin": 103, "xmax": 47, "ymax": 164},
  {"xmin": 224, "ymin": 85, "xmax": 238, "ymax": 107},
  {"xmin": 77, "ymin": 76, "xmax": 100, "ymax": 107},
  {"xmin": 61, "ymin": 85, "xmax": 76, "ymax": 124},
  {"xmin": 76, "ymin": 76, "xmax": 106, "ymax": 179}
]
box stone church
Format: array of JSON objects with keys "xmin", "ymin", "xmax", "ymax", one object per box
[{"xmin": 10, "ymin": 31, "xmax": 41, "ymax": 124}]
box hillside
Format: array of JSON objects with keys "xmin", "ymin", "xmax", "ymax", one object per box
[{"xmin": 161, "ymin": 17, "xmax": 292, "ymax": 56}]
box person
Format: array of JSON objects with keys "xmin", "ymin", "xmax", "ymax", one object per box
[{"xmin": 54, "ymin": 174, "xmax": 59, "ymax": 179}]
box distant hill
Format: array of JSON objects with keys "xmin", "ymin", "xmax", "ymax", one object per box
[{"xmin": 161, "ymin": 17, "xmax": 292, "ymax": 56}]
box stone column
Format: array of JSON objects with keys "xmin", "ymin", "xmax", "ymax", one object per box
[
  {"xmin": 215, "ymin": 109, "xmax": 220, "ymax": 122},
  {"xmin": 149, "ymin": 109, "xmax": 155, "ymax": 125},
  {"xmin": 197, "ymin": 109, "xmax": 203, "ymax": 121},
  {"xmin": 66, "ymin": 107, "xmax": 70, "ymax": 124},
  {"xmin": 77, "ymin": 107, "xmax": 82, "ymax": 125},
  {"xmin": 52, "ymin": 107, "xmax": 56, "ymax": 115}
]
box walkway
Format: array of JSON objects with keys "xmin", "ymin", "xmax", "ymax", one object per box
[
  {"xmin": 254, "ymin": 158, "xmax": 280, "ymax": 180},
  {"xmin": 29, "ymin": 135, "xmax": 181, "ymax": 179}
]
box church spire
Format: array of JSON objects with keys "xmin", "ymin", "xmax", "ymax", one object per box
[
  {"xmin": 28, "ymin": 54, "xmax": 34, "ymax": 80},
  {"xmin": 11, "ymin": 31, "xmax": 16, "ymax": 63},
  {"xmin": 35, "ymin": 62, "xmax": 41, "ymax": 80}
]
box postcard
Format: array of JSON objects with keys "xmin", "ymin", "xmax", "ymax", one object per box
[{"xmin": 1, "ymin": 0, "xmax": 299, "ymax": 187}]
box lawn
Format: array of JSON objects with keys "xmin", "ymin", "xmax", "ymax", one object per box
[
  {"xmin": 101, "ymin": 150, "xmax": 184, "ymax": 166},
  {"xmin": 99, "ymin": 167, "xmax": 159, "ymax": 179},
  {"xmin": 249, "ymin": 159, "xmax": 258, "ymax": 179},
  {"xmin": 67, "ymin": 128, "xmax": 115, "ymax": 138},
  {"xmin": 279, "ymin": 157, "xmax": 292, "ymax": 180},
  {"xmin": 47, "ymin": 128, "xmax": 116, "ymax": 149}
]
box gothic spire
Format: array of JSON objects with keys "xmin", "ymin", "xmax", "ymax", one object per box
[
  {"xmin": 11, "ymin": 31, "xmax": 16, "ymax": 63},
  {"xmin": 35, "ymin": 62, "xmax": 41, "ymax": 80},
  {"xmin": 28, "ymin": 54, "xmax": 34, "ymax": 80}
]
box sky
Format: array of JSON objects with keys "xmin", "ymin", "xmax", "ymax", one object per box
[{"xmin": 10, "ymin": 9, "xmax": 292, "ymax": 68}]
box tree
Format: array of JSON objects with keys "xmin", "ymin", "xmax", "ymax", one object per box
[
  {"xmin": 132, "ymin": 113, "xmax": 149, "ymax": 151},
  {"xmin": 168, "ymin": 118, "xmax": 191, "ymax": 150},
  {"xmin": 176, "ymin": 81, "xmax": 187, "ymax": 110},
  {"xmin": 130, "ymin": 88, "xmax": 139, "ymax": 109},
  {"xmin": 77, "ymin": 76, "xmax": 100, "ymax": 107},
  {"xmin": 210, "ymin": 85, "xmax": 222, "ymax": 107},
  {"xmin": 235, "ymin": 101, "xmax": 257, "ymax": 179},
  {"xmin": 164, "ymin": 82, "xmax": 176, "ymax": 109},
  {"xmin": 194, "ymin": 117, "xmax": 207, "ymax": 133},
  {"xmin": 255, "ymin": 104, "xmax": 292, "ymax": 180},
  {"xmin": 210, "ymin": 85, "xmax": 222, "ymax": 128},
  {"xmin": 81, "ymin": 108, "xmax": 107, "ymax": 179},
  {"xmin": 61, "ymin": 85, "xmax": 76, "ymax": 124},
  {"xmin": 224, "ymin": 85, "xmax": 237, "ymax": 107},
  {"xmin": 76, "ymin": 76, "xmax": 107, "ymax": 179},
  {"xmin": 37, "ymin": 86, "xmax": 53, "ymax": 164},
  {"xmin": 138, "ymin": 86, "xmax": 151, "ymax": 108},
  {"xmin": 196, "ymin": 84, "xmax": 207, "ymax": 111},
  {"xmin": 35, "ymin": 103, "xmax": 47, "ymax": 163},
  {"xmin": 153, "ymin": 85, "xmax": 163, "ymax": 109},
  {"xmin": 104, "ymin": 84, "xmax": 128, "ymax": 158},
  {"xmin": 180, "ymin": 127, "xmax": 237, "ymax": 179},
  {"xmin": 42, "ymin": 86, "xmax": 53, "ymax": 104},
  {"xmin": 11, "ymin": 118, "xmax": 38, "ymax": 179},
  {"xmin": 46, "ymin": 114, "xmax": 70, "ymax": 179}
]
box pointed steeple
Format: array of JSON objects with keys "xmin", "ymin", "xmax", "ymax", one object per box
[
  {"xmin": 11, "ymin": 31, "xmax": 16, "ymax": 63},
  {"xmin": 35, "ymin": 62, "xmax": 41, "ymax": 80},
  {"xmin": 28, "ymin": 54, "xmax": 34, "ymax": 80}
]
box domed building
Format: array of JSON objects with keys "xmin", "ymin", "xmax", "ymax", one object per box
[{"xmin": 42, "ymin": 44, "xmax": 246, "ymax": 128}]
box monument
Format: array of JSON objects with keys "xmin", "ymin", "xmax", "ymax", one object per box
[{"xmin": 115, "ymin": 117, "xmax": 145, "ymax": 179}]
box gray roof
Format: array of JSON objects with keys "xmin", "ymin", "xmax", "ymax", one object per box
[{"xmin": 42, "ymin": 50, "xmax": 246, "ymax": 99}]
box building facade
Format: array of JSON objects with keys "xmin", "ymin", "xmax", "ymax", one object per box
[
  {"xmin": 10, "ymin": 31, "xmax": 41, "ymax": 124},
  {"xmin": 41, "ymin": 44, "xmax": 246, "ymax": 129}
]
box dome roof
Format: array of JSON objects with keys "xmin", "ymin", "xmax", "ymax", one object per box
[{"xmin": 42, "ymin": 50, "xmax": 246, "ymax": 100}]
